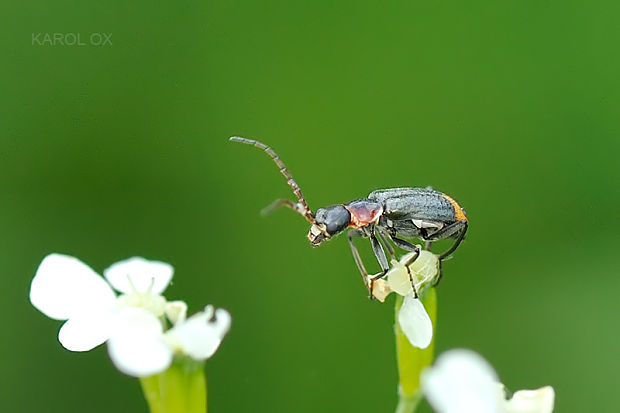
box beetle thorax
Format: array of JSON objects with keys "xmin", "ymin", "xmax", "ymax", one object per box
[{"xmin": 344, "ymin": 199, "xmax": 384, "ymax": 229}]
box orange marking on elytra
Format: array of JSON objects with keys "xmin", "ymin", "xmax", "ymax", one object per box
[{"xmin": 442, "ymin": 193, "xmax": 468, "ymax": 222}]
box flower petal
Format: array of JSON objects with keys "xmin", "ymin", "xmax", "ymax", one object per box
[
  {"xmin": 166, "ymin": 307, "xmax": 231, "ymax": 360},
  {"xmin": 104, "ymin": 257, "xmax": 173, "ymax": 295},
  {"xmin": 107, "ymin": 308, "xmax": 172, "ymax": 377},
  {"xmin": 387, "ymin": 251, "xmax": 439, "ymax": 297},
  {"xmin": 165, "ymin": 300, "xmax": 188, "ymax": 325},
  {"xmin": 108, "ymin": 335, "xmax": 172, "ymax": 378},
  {"xmin": 398, "ymin": 295, "xmax": 433, "ymax": 349},
  {"xmin": 387, "ymin": 257, "xmax": 413, "ymax": 296},
  {"xmin": 58, "ymin": 310, "xmax": 114, "ymax": 351},
  {"xmin": 30, "ymin": 254, "xmax": 116, "ymax": 320},
  {"xmin": 410, "ymin": 251, "xmax": 439, "ymax": 280},
  {"xmin": 504, "ymin": 386, "xmax": 555, "ymax": 413},
  {"xmin": 422, "ymin": 349, "xmax": 500, "ymax": 413}
]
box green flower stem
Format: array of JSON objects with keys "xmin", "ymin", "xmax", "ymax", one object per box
[
  {"xmin": 140, "ymin": 357, "xmax": 207, "ymax": 413},
  {"xmin": 394, "ymin": 288, "xmax": 437, "ymax": 413}
]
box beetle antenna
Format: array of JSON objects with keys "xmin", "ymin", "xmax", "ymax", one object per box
[{"xmin": 229, "ymin": 136, "xmax": 315, "ymax": 223}]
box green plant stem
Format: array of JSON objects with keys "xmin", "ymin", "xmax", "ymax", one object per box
[
  {"xmin": 394, "ymin": 288, "xmax": 437, "ymax": 413},
  {"xmin": 140, "ymin": 358, "xmax": 207, "ymax": 413}
]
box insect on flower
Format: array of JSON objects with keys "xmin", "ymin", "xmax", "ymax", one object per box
[{"xmin": 230, "ymin": 137, "xmax": 468, "ymax": 297}]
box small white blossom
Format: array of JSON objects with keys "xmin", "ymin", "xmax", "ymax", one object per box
[
  {"xmin": 30, "ymin": 253, "xmax": 231, "ymax": 377},
  {"xmin": 164, "ymin": 306, "xmax": 231, "ymax": 360},
  {"xmin": 30, "ymin": 254, "xmax": 173, "ymax": 351},
  {"xmin": 372, "ymin": 250, "xmax": 439, "ymax": 349},
  {"xmin": 107, "ymin": 305, "xmax": 231, "ymax": 377},
  {"xmin": 422, "ymin": 349, "xmax": 555, "ymax": 413}
]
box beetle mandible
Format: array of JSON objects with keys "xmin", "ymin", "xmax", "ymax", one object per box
[{"xmin": 230, "ymin": 136, "xmax": 468, "ymax": 298}]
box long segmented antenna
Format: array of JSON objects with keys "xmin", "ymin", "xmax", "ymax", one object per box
[{"xmin": 229, "ymin": 136, "xmax": 315, "ymax": 223}]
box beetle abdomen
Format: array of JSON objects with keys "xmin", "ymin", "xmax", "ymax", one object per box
[{"xmin": 368, "ymin": 187, "xmax": 457, "ymax": 222}]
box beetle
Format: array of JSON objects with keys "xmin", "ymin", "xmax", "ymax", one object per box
[{"xmin": 230, "ymin": 136, "xmax": 468, "ymax": 297}]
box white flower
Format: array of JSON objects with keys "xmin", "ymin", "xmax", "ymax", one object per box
[
  {"xmin": 30, "ymin": 253, "xmax": 231, "ymax": 377},
  {"xmin": 422, "ymin": 349, "xmax": 555, "ymax": 413},
  {"xmin": 107, "ymin": 305, "xmax": 231, "ymax": 377},
  {"xmin": 372, "ymin": 250, "xmax": 439, "ymax": 349},
  {"xmin": 30, "ymin": 254, "xmax": 172, "ymax": 351}
]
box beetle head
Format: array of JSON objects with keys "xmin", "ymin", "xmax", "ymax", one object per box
[{"xmin": 307, "ymin": 205, "xmax": 351, "ymax": 246}]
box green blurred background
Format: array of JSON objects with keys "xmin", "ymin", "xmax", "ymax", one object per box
[{"xmin": 2, "ymin": 1, "xmax": 619, "ymax": 412}]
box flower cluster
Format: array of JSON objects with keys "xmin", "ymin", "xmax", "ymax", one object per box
[
  {"xmin": 30, "ymin": 254, "xmax": 230, "ymax": 377},
  {"xmin": 372, "ymin": 250, "xmax": 439, "ymax": 349}
]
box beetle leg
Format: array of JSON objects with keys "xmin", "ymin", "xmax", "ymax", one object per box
[
  {"xmin": 404, "ymin": 263, "xmax": 419, "ymax": 299},
  {"xmin": 347, "ymin": 228, "xmax": 390, "ymax": 299},
  {"xmin": 423, "ymin": 220, "xmax": 468, "ymax": 286},
  {"xmin": 434, "ymin": 260, "xmax": 444, "ymax": 287},
  {"xmin": 391, "ymin": 236, "xmax": 421, "ymax": 253},
  {"xmin": 377, "ymin": 230, "xmax": 396, "ymax": 260},
  {"xmin": 423, "ymin": 220, "xmax": 468, "ymax": 260},
  {"xmin": 347, "ymin": 229, "xmax": 373, "ymax": 296},
  {"xmin": 366, "ymin": 228, "xmax": 391, "ymax": 300},
  {"xmin": 369, "ymin": 229, "xmax": 389, "ymax": 278}
]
